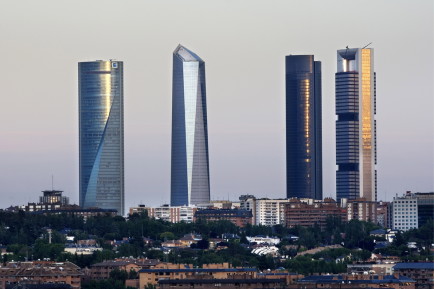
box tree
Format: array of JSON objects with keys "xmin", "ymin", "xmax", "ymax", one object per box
[
  {"xmin": 145, "ymin": 249, "xmax": 164, "ymax": 260},
  {"xmin": 257, "ymin": 255, "xmax": 276, "ymax": 271},
  {"xmin": 33, "ymin": 239, "xmax": 64, "ymax": 261},
  {"xmin": 128, "ymin": 269, "xmax": 138, "ymax": 279},
  {"xmin": 353, "ymin": 249, "xmax": 372, "ymax": 261},
  {"xmin": 393, "ymin": 231, "xmax": 405, "ymax": 247},
  {"xmin": 193, "ymin": 239, "xmax": 209, "ymax": 250},
  {"xmin": 110, "ymin": 268, "xmax": 128, "ymax": 283},
  {"xmin": 2, "ymin": 254, "xmax": 8, "ymax": 265},
  {"xmin": 197, "ymin": 251, "xmax": 224, "ymax": 265},
  {"xmin": 160, "ymin": 232, "xmax": 175, "ymax": 241},
  {"xmin": 240, "ymin": 233, "xmax": 249, "ymax": 244},
  {"xmin": 297, "ymin": 227, "xmax": 317, "ymax": 249}
]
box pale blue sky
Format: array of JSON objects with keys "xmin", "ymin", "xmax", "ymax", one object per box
[{"xmin": 0, "ymin": 0, "xmax": 433, "ymax": 210}]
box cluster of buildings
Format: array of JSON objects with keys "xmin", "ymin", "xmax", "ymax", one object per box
[
  {"xmin": 129, "ymin": 191, "xmax": 433, "ymax": 232},
  {"xmin": 1, "ymin": 260, "xmax": 432, "ymax": 289},
  {"xmin": 4, "ymin": 186, "xmax": 431, "ymax": 233},
  {"xmin": 75, "ymin": 44, "xmax": 383, "ymax": 217},
  {"xmin": 5, "ymin": 190, "xmax": 116, "ymax": 220}
]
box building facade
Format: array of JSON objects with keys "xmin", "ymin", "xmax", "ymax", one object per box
[
  {"xmin": 336, "ymin": 48, "xmax": 377, "ymax": 203},
  {"xmin": 171, "ymin": 45, "xmax": 210, "ymax": 206},
  {"xmin": 79, "ymin": 60, "xmax": 124, "ymax": 215},
  {"xmin": 39, "ymin": 190, "xmax": 69, "ymax": 205},
  {"xmin": 284, "ymin": 198, "xmax": 346, "ymax": 229},
  {"xmin": 239, "ymin": 195, "xmax": 257, "ymax": 222},
  {"xmin": 194, "ymin": 209, "xmax": 253, "ymax": 227},
  {"xmin": 414, "ymin": 192, "xmax": 434, "ymax": 227},
  {"xmin": 0, "ymin": 261, "xmax": 82, "ymax": 289},
  {"xmin": 19, "ymin": 189, "xmax": 69, "ymax": 212},
  {"xmin": 159, "ymin": 279, "xmax": 285, "ymax": 289},
  {"xmin": 89, "ymin": 259, "xmax": 159, "ymax": 280},
  {"xmin": 345, "ymin": 198, "xmax": 377, "ymax": 222},
  {"xmin": 393, "ymin": 263, "xmax": 434, "ymax": 289},
  {"xmin": 139, "ymin": 263, "xmax": 256, "ymax": 287},
  {"xmin": 255, "ymin": 199, "xmax": 290, "ymax": 226},
  {"xmin": 347, "ymin": 262, "xmax": 396, "ymax": 275},
  {"xmin": 130, "ymin": 204, "xmax": 197, "ymax": 223},
  {"xmin": 286, "ymin": 55, "xmax": 322, "ymax": 200},
  {"xmin": 376, "ymin": 201, "xmax": 390, "ymax": 228},
  {"xmin": 288, "ymin": 274, "xmax": 415, "ymax": 289},
  {"xmin": 30, "ymin": 206, "xmax": 117, "ymax": 220},
  {"xmin": 392, "ymin": 192, "xmax": 419, "ymax": 231},
  {"xmin": 209, "ymin": 200, "xmax": 236, "ymax": 209}
]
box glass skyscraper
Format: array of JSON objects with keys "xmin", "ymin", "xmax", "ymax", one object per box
[
  {"xmin": 336, "ymin": 48, "xmax": 377, "ymax": 202},
  {"xmin": 171, "ymin": 45, "xmax": 210, "ymax": 206},
  {"xmin": 285, "ymin": 55, "xmax": 322, "ymax": 200},
  {"xmin": 79, "ymin": 60, "xmax": 124, "ymax": 215}
]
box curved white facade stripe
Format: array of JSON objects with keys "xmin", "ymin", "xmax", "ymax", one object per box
[
  {"xmin": 171, "ymin": 45, "xmax": 210, "ymax": 206},
  {"xmin": 79, "ymin": 60, "xmax": 124, "ymax": 215},
  {"xmin": 183, "ymin": 61, "xmax": 199, "ymax": 199}
]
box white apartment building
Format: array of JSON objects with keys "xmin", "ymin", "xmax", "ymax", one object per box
[
  {"xmin": 129, "ymin": 204, "xmax": 197, "ymax": 223},
  {"xmin": 239, "ymin": 195, "xmax": 306, "ymax": 226},
  {"xmin": 392, "ymin": 192, "xmax": 418, "ymax": 231},
  {"xmin": 255, "ymin": 199, "xmax": 290, "ymax": 226}
]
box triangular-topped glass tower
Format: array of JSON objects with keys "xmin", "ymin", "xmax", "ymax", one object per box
[{"xmin": 171, "ymin": 45, "xmax": 210, "ymax": 206}]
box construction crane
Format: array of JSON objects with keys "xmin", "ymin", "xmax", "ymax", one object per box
[{"xmin": 362, "ymin": 42, "xmax": 372, "ymax": 49}]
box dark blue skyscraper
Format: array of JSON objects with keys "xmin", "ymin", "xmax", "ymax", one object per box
[
  {"xmin": 79, "ymin": 60, "xmax": 124, "ymax": 215},
  {"xmin": 336, "ymin": 48, "xmax": 377, "ymax": 202},
  {"xmin": 171, "ymin": 45, "xmax": 210, "ymax": 206},
  {"xmin": 286, "ymin": 55, "xmax": 322, "ymax": 200}
]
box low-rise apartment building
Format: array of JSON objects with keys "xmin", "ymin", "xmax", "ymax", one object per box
[
  {"xmin": 194, "ymin": 209, "xmax": 252, "ymax": 227},
  {"xmin": 393, "ymin": 263, "xmax": 434, "ymax": 289},
  {"xmin": 285, "ymin": 198, "xmax": 346, "ymax": 229},
  {"xmin": 89, "ymin": 258, "xmax": 159, "ymax": 280},
  {"xmin": 22, "ymin": 205, "xmax": 117, "ymax": 219},
  {"xmin": 347, "ymin": 262, "xmax": 396, "ymax": 275},
  {"xmin": 139, "ymin": 263, "xmax": 256, "ymax": 287},
  {"xmin": 344, "ymin": 198, "xmax": 377, "ymax": 222},
  {"xmin": 158, "ymin": 278, "xmax": 284, "ymax": 289},
  {"xmin": 287, "ymin": 274, "xmax": 416, "ymax": 289},
  {"xmin": 0, "ymin": 261, "xmax": 82, "ymax": 289},
  {"xmin": 129, "ymin": 204, "xmax": 197, "ymax": 223}
]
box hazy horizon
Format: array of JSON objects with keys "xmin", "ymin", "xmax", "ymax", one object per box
[{"xmin": 0, "ymin": 0, "xmax": 433, "ymax": 211}]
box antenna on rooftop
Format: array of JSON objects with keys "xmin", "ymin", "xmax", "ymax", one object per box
[
  {"xmin": 362, "ymin": 42, "xmax": 372, "ymax": 49},
  {"xmin": 51, "ymin": 174, "xmax": 54, "ymax": 190}
]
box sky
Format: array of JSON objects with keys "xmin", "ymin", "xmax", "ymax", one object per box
[{"xmin": 0, "ymin": 0, "xmax": 433, "ymax": 210}]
